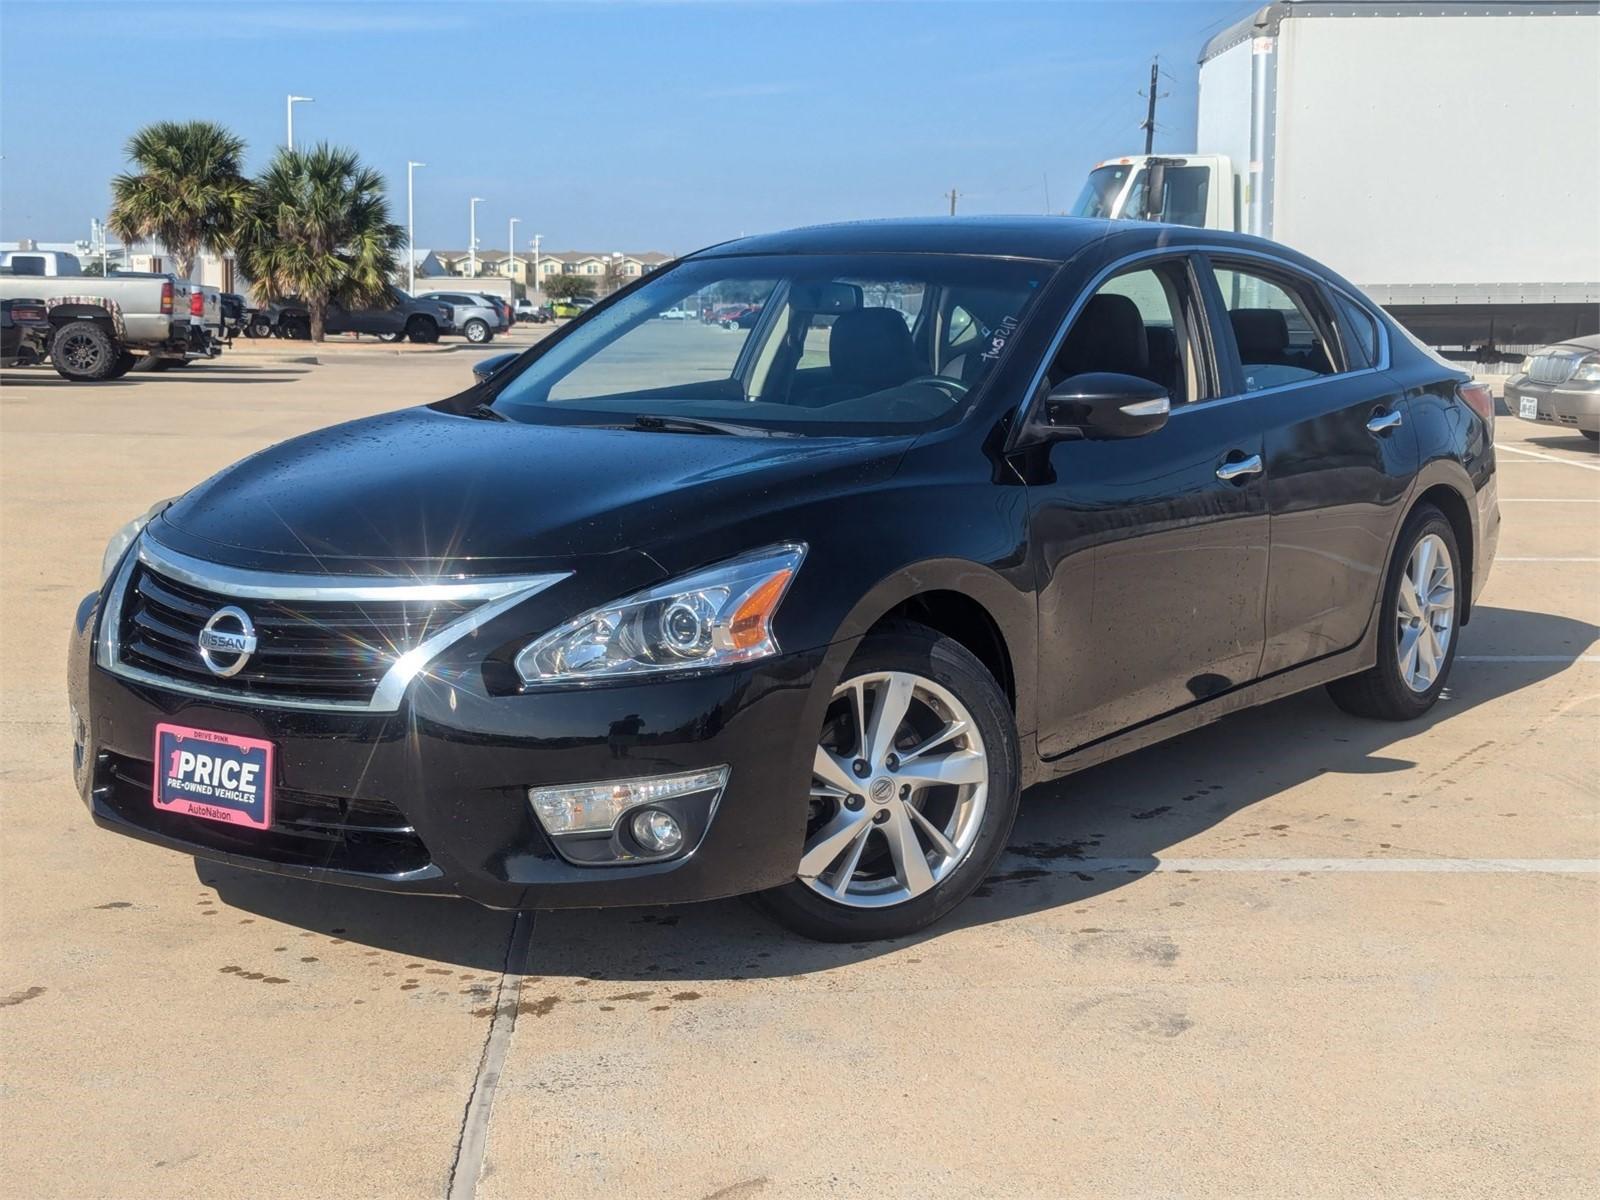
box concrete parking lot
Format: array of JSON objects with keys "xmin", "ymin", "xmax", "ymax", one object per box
[{"xmin": 2, "ymin": 348, "xmax": 1596, "ymax": 1198}]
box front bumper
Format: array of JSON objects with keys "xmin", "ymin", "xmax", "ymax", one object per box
[
  {"xmin": 1505, "ymin": 376, "xmax": 1600, "ymax": 434},
  {"xmin": 69, "ymin": 591, "xmax": 831, "ymax": 909}
]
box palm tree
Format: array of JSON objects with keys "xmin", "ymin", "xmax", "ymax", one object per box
[
  {"xmin": 235, "ymin": 144, "xmax": 404, "ymax": 342},
  {"xmin": 109, "ymin": 121, "xmax": 252, "ymax": 281}
]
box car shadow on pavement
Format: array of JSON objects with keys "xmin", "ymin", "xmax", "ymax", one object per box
[
  {"xmin": 1516, "ymin": 433, "xmax": 1598, "ymax": 453},
  {"xmin": 206, "ymin": 606, "xmax": 1595, "ymax": 977}
]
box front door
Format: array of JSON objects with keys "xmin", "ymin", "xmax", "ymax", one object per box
[
  {"xmin": 1202, "ymin": 258, "xmax": 1417, "ymax": 675},
  {"xmin": 1029, "ymin": 256, "xmax": 1271, "ymax": 758}
]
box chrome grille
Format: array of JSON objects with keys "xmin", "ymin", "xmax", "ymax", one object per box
[
  {"xmin": 120, "ymin": 564, "xmax": 476, "ymax": 704},
  {"xmin": 1526, "ymin": 352, "xmax": 1579, "ymax": 385}
]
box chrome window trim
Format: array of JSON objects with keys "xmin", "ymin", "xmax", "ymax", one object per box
[
  {"xmin": 96, "ymin": 536, "xmax": 570, "ymax": 713},
  {"xmin": 1011, "ymin": 242, "xmax": 1396, "ymax": 439}
]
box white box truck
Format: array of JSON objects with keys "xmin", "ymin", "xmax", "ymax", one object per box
[{"xmin": 1071, "ymin": 0, "xmax": 1600, "ymax": 360}]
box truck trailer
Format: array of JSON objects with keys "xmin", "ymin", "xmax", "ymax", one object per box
[{"xmin": 1071, "ymin": 0, "xmax": 1600, "ymax": 360}]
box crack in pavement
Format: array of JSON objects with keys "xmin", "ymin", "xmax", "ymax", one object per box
[{"xmin": 447, "ymin": 911, "xmax": 534, "ymax": 1200}]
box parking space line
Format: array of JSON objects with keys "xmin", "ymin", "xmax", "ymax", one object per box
[
  {"xmin": 1067, "ymin": 858, "xmax": 1600, "ymax": 874},
  {"xmin": 1459, "ymin": 655, "xmax": 1600, "ymax": 663},
  {"xmin": 1497, "ymin": 443, "xmax": 1600, "ymax": 472},
  {"xmin": 1496, "ymin": 557, "xmax": 1600, "ymax": 562}
]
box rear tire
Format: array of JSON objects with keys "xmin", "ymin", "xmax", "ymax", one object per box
[
  {"xmin": 464, "ymin": 318, "xmax": 492, "ymax": 344},
  {"xmin": 377, "ymin": 331, "xmax": 407, "ymax": 344},
  {"xmin": 246, "ymin": 316, "xmax": 273, "ymax": 338},
  {"xmin": 49, "ymin": 322, "xmax": 119, "ymax": 381},
  {"xmin": 754, "ymin": 622, "xmax": 1020, "ymax": 942},
  {"xmin": 1327, "ymin": 504, "xmax": 1462, "ymax": 721},
  {"xmin": 406, "ymin": 316, "xmax": 439, "ymax": 344}
]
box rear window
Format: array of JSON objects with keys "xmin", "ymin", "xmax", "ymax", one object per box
[{"xmin": 1334, "ymin": 294, "xmax": 1381, "ymax": 369}]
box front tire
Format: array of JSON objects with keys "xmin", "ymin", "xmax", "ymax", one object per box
[
  {"xmin": 406, "ymin": 315, "xmax": 439, "ymax": 344},
  {"xmin": 1327, "ymin": 504, "xmax": 1462, "ymax": 721},
  {"xmin": 755, "ymin": 623, "xmax": 1020, "ymax": 942}
]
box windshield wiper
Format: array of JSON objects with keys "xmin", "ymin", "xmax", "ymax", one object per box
[
  {"xmin": 626, "ymin": 414, "xmax": 793, "ymax": 438},
  {"xmin": 469, "ymin": 403, "xmax": 508, "ymax": 422}
]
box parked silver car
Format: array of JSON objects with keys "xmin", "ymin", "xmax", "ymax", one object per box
[
  {"xmin": 417, "ymin": 290, "xmax": 503, "ymax": 343},
  {"xmin": 1505, "ymin": 333, "xmax": 1600, "ymax": 442}
]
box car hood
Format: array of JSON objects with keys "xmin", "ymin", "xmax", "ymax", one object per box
[{"xmin": 152, "ymin": 406, "xmax": 909, "ymax": 574}]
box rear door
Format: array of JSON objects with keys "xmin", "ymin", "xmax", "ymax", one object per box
[{"xmin": 1201, "ymin": 256, "xmax": 1416, "ymax": 675}]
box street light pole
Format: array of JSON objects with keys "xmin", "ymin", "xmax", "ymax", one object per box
[
  {"xmin": 468, "ymin": 197, "xmax": 484, "ymax": 277},
  {"xmin": 286, "ymin": 95, "xmax": 313, "ymax": 150},
  {"xmin": 406, "ymin": 161, "xmax": 426, "ymax": 295},
  {"xmin": 531, "ymin": 234, "xmax": 542, "ymax": 299},
  {"xmin": 507, "ymin": 217, "xmax": 520, "ymax": 288}
]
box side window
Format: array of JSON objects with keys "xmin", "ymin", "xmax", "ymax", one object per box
[
  {"xmin": 1334, "ymin": 293, "xmax": 1380, "ymax": 370},
  {"xmin": 1210, "ymin": 265, "xmax": 1337, "ymax": 392},
  {"xmin": 1156, "ymin": 166, "xmax": 1211, "ymax": 228},
  {"xmin": 1050, "ymin": 262, "xmax": 1202, "ymax": 404}
]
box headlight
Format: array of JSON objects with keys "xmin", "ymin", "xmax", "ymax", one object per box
[
  {"xmin": 1573, "ymin": 356, "xmax": 1600, "ymax": 383},
  {"xmin": 99, "ymin": 499, "xmax": 172, "ymax": 585},
  {"xmin": 1518, "ymin": 356, "xmax": 1534, "ymax": 376},
  {"xmin": 515, "ymin": 543, "xmax": 805, "ymax": 685}
]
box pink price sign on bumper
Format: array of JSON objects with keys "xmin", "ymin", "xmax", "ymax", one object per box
[{"xmin": 152, "ymin": 724, "xmax": 274, "ymax": 830}]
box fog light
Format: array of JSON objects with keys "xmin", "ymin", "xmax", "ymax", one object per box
[
  {"xmin": 631, "ymin": 808, "xmax": 683, "ymax": 854},
  {"xmin": 527, "ymin": 766, "xmax": 729, "ymax": 837}
]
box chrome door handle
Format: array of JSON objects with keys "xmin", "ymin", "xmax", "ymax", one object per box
[
  {"xmin": 1215, "ymin": 453, "xmax": 1263, "ymax": 482},
  {"xmin": 1366, "ymin": 409, "xmax": 1403, "ymax": 435}
]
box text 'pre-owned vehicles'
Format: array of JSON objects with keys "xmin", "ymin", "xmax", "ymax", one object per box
[{"xmin": 71, "ymin": 217, "xmax": 1499, "ymax": 941}]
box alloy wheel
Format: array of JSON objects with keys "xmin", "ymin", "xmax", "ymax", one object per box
[
  {"xmin": 58, "ymin": 331, "xmax": 105, "ymax": 373},
  {"xmin": 802, "ymin": 671, "xmax": 989, "ymax": 908},
  {"xmin": 1396, "ymin": 532, "xmax": 1455, "ymax": 692}
]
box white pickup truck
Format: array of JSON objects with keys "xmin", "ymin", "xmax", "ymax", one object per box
[{"xmin": 0, "ymin": 250, "xmax": 196, "ymax": 380}]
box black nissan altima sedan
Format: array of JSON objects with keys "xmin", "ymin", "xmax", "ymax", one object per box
[{"xmin": 69, "ymin": 217, "xmax": 1500, "ymax": 941}]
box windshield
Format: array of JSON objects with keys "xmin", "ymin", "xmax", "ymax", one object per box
[
  {"xmin": 1070, "ymin": 165, "xmax": 1134, "ymax": 219},
  {"xmin": 486, "ymin": 253, "xmax": 1050, "ymax": 436}
]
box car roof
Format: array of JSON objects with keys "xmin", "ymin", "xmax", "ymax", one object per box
[{"xmin": 689, "ymin": 215, "xmax": 1320, "ymax": 267}]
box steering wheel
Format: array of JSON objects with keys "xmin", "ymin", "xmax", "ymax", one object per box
[{"xmin": 904, "ymin": 375, "xmax": 970, "ymax": 403}]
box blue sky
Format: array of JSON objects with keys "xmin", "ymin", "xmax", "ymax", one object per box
[{"xmin": 0, "ymin": 0, "xmax": 1251, "ymax": 254}]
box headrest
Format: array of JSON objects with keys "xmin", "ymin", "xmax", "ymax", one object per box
[
  {"xmin": 1057, "ymin": 292, "xmax": 1149, "ymax": 377},
  {"xmin": 828, "ymin": 307, "xmax": 920, "ymax": 387},
  {"xmin": 1229, "ymin": 308, "xmax": 1289, "ymax": 357}
]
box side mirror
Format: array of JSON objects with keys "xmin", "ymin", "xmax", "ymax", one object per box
[
  {"xmin": 1044, "ymin": 372, "xmax": 1170, "ymax": 439},
  {"xmin": 472, "ymin": 351, "xmax": 519, "ymax": 384},
  {"xmin": 1142, "ymin": 161, "xmax": 1167, "ymax": 221}
]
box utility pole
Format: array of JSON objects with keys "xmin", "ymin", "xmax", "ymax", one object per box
[
  {"xmin": 945, "ymin": 188, "xmax": 960, "ymax": 216},
  {"xmin": 468, "ymin": 197, "xmax": 484, "ymax": 277},
  {"xmin": 508, "ymin": 217, "xmax": 520, "ymax": 286},
  {"xmin": 407, "ymin": 161, "xmax": 425, "ymax": 295},
  {"xmin": 1139, "ymin": 57, "xmax": 1162, "ymax": 155}
]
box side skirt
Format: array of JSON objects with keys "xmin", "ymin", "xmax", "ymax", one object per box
[{"xmin": 1027, "ymin": 633, "xmax": 1379, "ymax": 788}]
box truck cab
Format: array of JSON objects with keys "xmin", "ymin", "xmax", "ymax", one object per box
[{"xmin": 1070, "ymin": 154, "xmax": 1236, "ymax": 231}]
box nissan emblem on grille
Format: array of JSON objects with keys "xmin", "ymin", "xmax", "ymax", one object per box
[{"xmin": 197, "ymin": 606, "xmax": 258, "ymax": 677}]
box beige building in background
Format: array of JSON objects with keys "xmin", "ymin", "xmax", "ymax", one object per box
[{"xmin": 425, "ymin": 249, "xmax": 671, "ymax": 296}]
